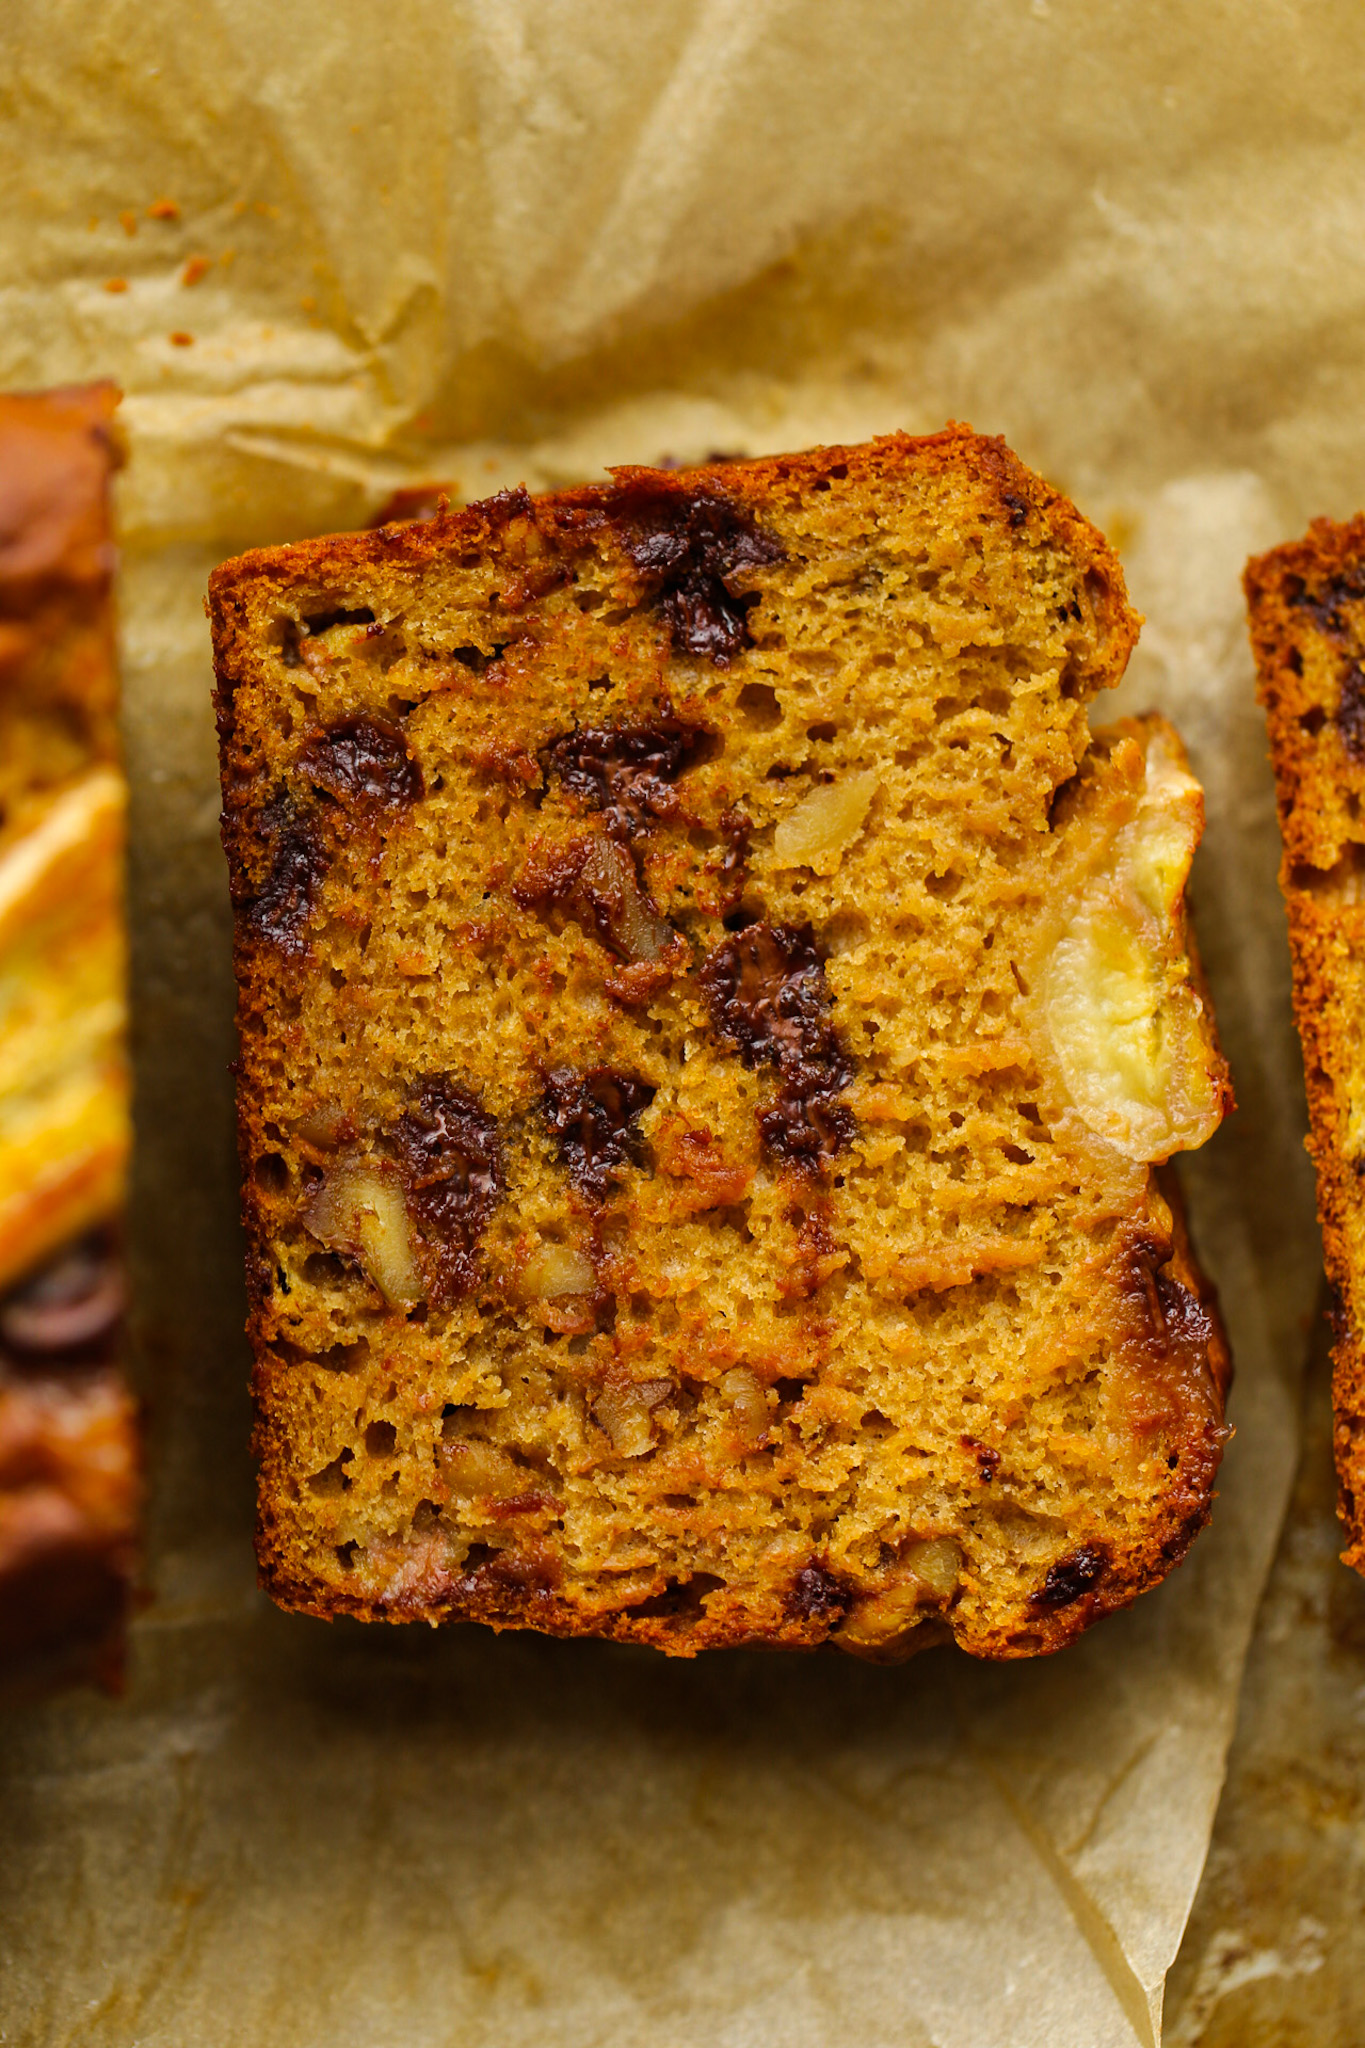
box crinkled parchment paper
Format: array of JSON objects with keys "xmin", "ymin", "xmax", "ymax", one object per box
[{"xmin": 5, "ymin": 2, "xmax": 1362, "ymax": 2040}]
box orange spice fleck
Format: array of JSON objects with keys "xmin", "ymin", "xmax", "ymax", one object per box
[
  {"xmin": 147, "ymin": 197, "xmax": 180, "ymax": 220},
  {"xmin": 119, "ymin": 209, "xmax": 138, "ymax": 237},
  {"xmin": 169, "ymin": 330, "xmax": 195, "ymax": 347},
  {"xmin": 103, "ymin": 278, "xmax": 129, "ymax": 294},
  {"xmin": 181, "ymin": 255, "xmax": 210, "ymax": 287},
  {"xmin": 299, "ymin": 294, "xmax": 316, "ymax": 313},
  {"xmin": 87, "ymin": 216, "xmax": 99, "ymax": 232}
]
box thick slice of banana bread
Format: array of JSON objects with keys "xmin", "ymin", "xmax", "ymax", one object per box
[
  {"xmin": 210, "ymin": 428, "xmax": 1231, "ymax": 1660},
  {"xmin": 1247, "ymin": 519, "xmax": 1365, "ymax": 1575},
  {"xmin": 0, "ymin": 384, "xmax": 137, "ymax": 1689}
]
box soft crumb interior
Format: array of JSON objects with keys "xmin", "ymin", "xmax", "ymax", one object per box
[{"xmin": 226, "ymin": 452, "xmax": 1223, "ymax": 1656}]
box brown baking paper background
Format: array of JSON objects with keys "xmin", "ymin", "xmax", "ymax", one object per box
[{"xmin": 4, "ymin": 2, "xmax": 1362, "ymax": 2040}]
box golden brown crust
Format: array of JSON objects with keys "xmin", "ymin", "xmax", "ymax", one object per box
[
  {"xmin": 213, "ymin": 427, "xmax": 1228, "ymax": 1658},
  {"xmin": 1247, "ymin": 520, "xmax": 1365, "ymax": 1570},
  {"xmin": 0, "ymin": 386, "xmax": 136, "ymax": 1688}
]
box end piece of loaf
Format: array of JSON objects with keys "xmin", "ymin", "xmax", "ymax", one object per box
[
  {"xmin": 0, "ymin": 385, "xmax": 137, "ymax": 1691},
  {"xmin": 211, "ymin": 428, "xmax": 1231, "ymax": 1660},
  {"xmin": 1248, "ymin": 519, "xmax": 1365, "ymax": 1573}
]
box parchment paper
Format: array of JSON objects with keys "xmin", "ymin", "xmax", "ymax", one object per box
[{"xmin": 2, "ymin": 3, "xmax": 1360, "ymax": 2041}]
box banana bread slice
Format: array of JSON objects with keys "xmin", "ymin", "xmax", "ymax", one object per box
[
  {"xmin": 211, "ymin": 428, "xmax": 1232, "ymax": 1660},
  {"xmin": 1247, "ymin": 519, "xmax": 1365, "ymax": 1574},
  {"xmin": 0, "ymin": 384, "xmax": 137, "ymax": 1690}
]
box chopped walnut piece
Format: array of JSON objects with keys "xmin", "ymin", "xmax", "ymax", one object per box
[
  {"xmin": 904, "ymin": 1536, "xmax": 963, "ymax": 1599},
  {"xmin": 303, "ymin": 1155, "xmax": 423, "ymax": 1305},
  {"xmin": 515, "ymin": 832, "xmax": 676, "ymax": 966},
  {"xmin": 520, "ymin": 1241, "xmax": 595, "ymax": 1299},
  {"xmin": 580, "ymin": 836, "xmax": 674, "ymax": 961},
  {"xmin": 720, "ymin": 1366, "xmax": 768, "ymax": 1441},
  {"xmin": 773, "ymin": 769, "xmax": 878, "ymax": 871},
  {"xmin": 594, "ymin": 1378, "xmax": 673, "ymax": 1457},
  {"xmin": 440, "ymin": 1438, "xmax": 528, "ymax": 1499}
]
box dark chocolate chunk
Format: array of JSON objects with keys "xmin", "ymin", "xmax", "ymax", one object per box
[
  {"xmin": 1118, "ymin": 1240, "xmax": 1215, "ymax": 1376},
  {"xmin": 1286, "ymin": 565, "xmax": 1365, "ymax": 637},
  {"xmin": 1002, "ymin": 491, "xmax": 1029, "ymax": 528},
  {"xmin": 716, "ymin": 805, "xmax": 752, "ymax": 910},
  {"xmin": 544, "ymin": 716, "xmax": 707, "ymax": 838},
  {"xmin": 700, "ymin": 922, "xmax": 833, "ymax": 1068},
  {"xmin": 393, "ymin": 1077, "xmax": 502, "ymax": 1304},
  {"xmin": 961, "ymin": 1436, "xmax": 1002, "ymax": 1483},
  {"xmin": 758, "ymin": 1086, "xmax": 856, "ymax": 1165},
  {"xmin": 787, "ymin": 1563, "xmax": 849, "ymax": 1623},
  {"xmin": 611, "ymin": 487, "xmax": 784, "ymax": 664},
  {"xmin": 1152, "ymin": 1265, "xmax": 1215, "ymax": 1358},
  {"xmin": 298, "ymin": 716, "xmax": 423, "ymax": 807},
  {"xmin": 469, "ymin": 484, "xmax": 535, "ymax": 527},
  {"xmin": 541, "ymin": 1068, "xmax": 655, "ymax": 1204},
  {"xmin": 699, "ymin": 923, "xmax": 855, "ymax": 1164},
  {"xmin": 1033, "ymin": 1545, "xmax": 1108, "ymax": 1611},
  {"xmin": 245, "ymin": 797, "xmax": 327, "ymax": 957},
  {"xmin": 0, "ymin": 1232, "xmax": 123, "ymax": 1355}
]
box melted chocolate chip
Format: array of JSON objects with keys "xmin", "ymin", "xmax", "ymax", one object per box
[
  {"xmin": 470, "ymin": 484, "xmax": 535, "ymax": 527},
  {"xmin": 961, "ymin": 1435, "xmax": 1001, "ymax": 1483},
  {"xmin": 699, "ymin": 923, "xmax": 855, "ymax": 1164},
  {"xmin": 1033, "ymin": 1546, "xmax": 1109, "ymax": 1611},
  {"xmin": 787, "ymin": 1563, "xmax": 849, "ymax": 1623},
  {"xmin": 1339, "ymin": 662, "xmax": 1365, "ymax": 760},
  {"xmin": 246, "ymin": 798, "xmax": 327, "ymax": 957},
  {"xmin": 1153, "ymin": 1265, "xmax": 1215, "ymax": 1357},
  {"xmin": 701, "ymin": 923, "xmax": 834, "ymax": 1068},
  {"xmin": 393, "ymin": 1077, "xmax": 502, "ymax": 1304},
  {"xmin": 759, "ymin": 1087, "xmax": 856, "ymax": 1165},
  {"xmin": 1119, "ymin": 1242, "xmax": 1215, "ymax": 1376},
  {"xmin": 716, "ymin": 805, "xmax": 752, "ymax": 910},
  {"xmin": 611, "ymin": 488, "xmax": 784, "ymax": 664},
  {"xmin": 541, "ymin": 1068, "xmax": 655, "ymax": 1204},
  {"xmin": 544, "ymin": 717, "xmax": 707, "ymax": 838},
  {"xmin": 1286, "ymin": 566, "xmax": 1365, "ymax": 636},
  {"xmin": 298, "ymin": 716, "xmax": 423, "ymax": 807},
  {"xmin": 0, "ymin": 1232, "xmax": 123, "ymax": 1355},
  {"xmin": 1002, "ymin": 491, "xmax": 1029, "ymax": 528}
]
